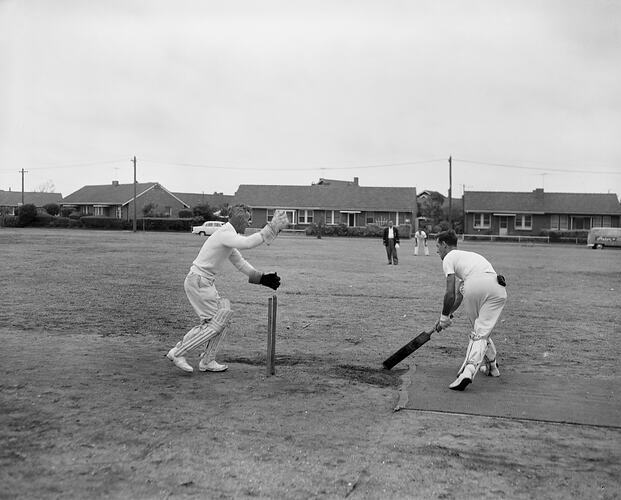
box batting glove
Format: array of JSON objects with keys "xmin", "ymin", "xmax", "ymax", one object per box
[
  {"xmin": 436, "ymin": 314, "xmax": 453, "ymax": 331},
  {"xmin": 259, "ymin": 272, "xmax": 281, "ymax": 290}
]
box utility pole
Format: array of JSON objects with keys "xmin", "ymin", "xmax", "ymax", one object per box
[
  {"xmin": 448, "ymin": 156, "xmax": 452, "ymax": 229},
  {"xmin": 462, "ymin": 183, "xmax": 466, "ymax": 234},
  {"xmin": 132, "ymin": 156, "xmax": 137, "ymax": 233},
  {"xmin": 20, "ymin": 168, "xmax": 28, "ymax": 205}
]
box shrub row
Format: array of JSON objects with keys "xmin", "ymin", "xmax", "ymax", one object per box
[
  {"xmin": 302, "ymin": 223, "xmax": 412, "ymax": 238},
  {"xmin": 539, "ymin": 229, "xmax": 589, "ymax": 242}
]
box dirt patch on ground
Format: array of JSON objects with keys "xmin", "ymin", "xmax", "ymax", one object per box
[{"xmin": 2, "ymin": 329, "xmax": 619, "ymax": 499}]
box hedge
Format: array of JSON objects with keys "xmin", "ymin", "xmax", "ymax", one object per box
[{"xmin": 303, "ymin": 223, "xmax": 412, "ymax": 238}]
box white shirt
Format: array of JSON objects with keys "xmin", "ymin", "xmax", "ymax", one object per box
[
  {"xmin": 190, "ymin": 222, "xmax": 263, "ymax": 278},
  {"xmin": 388, "ymin": 227, "xmax": 394, "ymax": 239},
  {"xmin": 442, "ymin": 249, "xmax": 495, "ymax": 281},
  {"xmin": 415, "ymin": 230, "xmax": 427, "ymax": 241}
]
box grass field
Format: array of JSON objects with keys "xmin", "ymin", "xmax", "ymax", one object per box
[{"xmin": 1, "ymin": 228, "xmax": 620, "ymax": 499}]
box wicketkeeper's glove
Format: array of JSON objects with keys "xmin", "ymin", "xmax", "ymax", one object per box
[
  {"xmin": 260, "ymin": 210, "xmax": 290, "ymax": 245},
  {"xmin": 259, "ymin": 272, "xmax": 281, "ymax": 290}
]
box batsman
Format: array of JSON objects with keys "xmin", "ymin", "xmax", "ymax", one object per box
[
  {"xmin": 435, "ymin": 230, "xmax": 507, "ymax": 391},
  {"xmin": 166, "ymin": 205, "xmax": 289, "ymax": 373}
]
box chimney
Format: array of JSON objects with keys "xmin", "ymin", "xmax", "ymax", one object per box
[
  {"xmin": 112, "ymin": 180, "xmax": 119, "ymax": 186},
  {"xmin": 533, "ymin": 188, "xmax": 544, "ymax": 197},
  {"xmin": 353, "ymin": 177, "xmax": 359, "ymax": 186}
]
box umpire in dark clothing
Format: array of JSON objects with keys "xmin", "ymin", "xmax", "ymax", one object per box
[{"xmin": 383, "ymin": 220, "xmax": 400, "ymax": 265}]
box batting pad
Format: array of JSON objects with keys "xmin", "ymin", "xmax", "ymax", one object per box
[{"xmin": 401, "ymin": 363, "xmax": 620, "ymax": 428}]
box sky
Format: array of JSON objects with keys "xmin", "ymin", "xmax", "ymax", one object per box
[{"xmin": 1, "ymin": 0, "xmax": 620, "ymax": 199}]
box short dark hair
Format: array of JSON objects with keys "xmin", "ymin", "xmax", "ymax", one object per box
[
  {"xmin": 229, "ymin": 204, "xmax": 251, "ymax": 219},
  {"xmin": 437, "ymin": 229, "xmax": 458, "ymax": 246}
]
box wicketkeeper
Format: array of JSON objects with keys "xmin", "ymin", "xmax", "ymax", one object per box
[
  {"xmin": 434, "ymin": 230, "xmax": 507, "ymax": 391},
  {"xmin": 167, "ymin": 205, "xmax": 289, "ymax": 373}
]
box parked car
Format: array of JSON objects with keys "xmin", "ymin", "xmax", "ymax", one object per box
[
  {"xmin": 587, "ymin": 227, "xmax": 621, "ymax": 249},
  {"xmin": 192, "ymin": 220, "xmax": 224, "ymax": 236}
]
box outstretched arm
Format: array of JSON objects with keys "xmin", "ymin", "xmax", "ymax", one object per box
[{"xmin": 228, "ymin": 249, "xmax": 281, "ymax": 290}]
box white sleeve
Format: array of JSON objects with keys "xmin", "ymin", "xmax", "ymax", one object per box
[
  {"xmin": 219, "ymin": 230, "xmax": 265, "ymax": 250},
  {"xmin": 442, "ymin": 253, "xmax": 456, "ymax": 276},
  {"xmin": 228, "ymin": 248, "xmax": 261, "ymax": 280}
]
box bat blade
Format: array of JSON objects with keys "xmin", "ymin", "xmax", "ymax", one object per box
[{"xmin": 382, "ymin": 329, "xmax": 435, "ymax": 370}]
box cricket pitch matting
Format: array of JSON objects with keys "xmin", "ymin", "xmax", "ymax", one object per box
[{"xmin": 400, "ymin": 363, "xmax": 620, "ymax": 428}]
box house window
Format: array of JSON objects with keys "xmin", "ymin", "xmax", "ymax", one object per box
[
  {"xmin": 551, "ymin": 215, "xmax": 569, "ymax": 230},
  {"xmin": 299, "ymin": 210, "xmax": 314, "ymax": 224},
  {"xmin": 94, "ymin": 206, "xmax": 104, "ymax": 216},
  {"xmin": 515, "ymin": 215, "xmax": 532, "ymax": 230},
  {"xmin": 559, "ymin": 215, "xmax": 568, "ymax": 230},
  {"xmin": 550, "ymin": 215, "xmax": 559, "ymax": 229},
  {"xmin": 269, "ymin": 209, "xmax": 296, "ymax": 224},
  {"xmin": 325, "ymin": 210, "xmax": 337, "ymax": 225},
  {"xmin": 473, "ymin": 213, "xmax": 491, "ymax": 228},
  {"xmin": 592, "ymin": 216, "xmax": 611, "ymax": 228}
]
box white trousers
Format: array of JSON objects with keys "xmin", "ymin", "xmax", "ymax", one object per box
[
  {"xmin": 458, "ymin": 274, "xmax": 507, "ymax": 373},
  {"xmin": 175, "ymin": 272, "xmax": 232, "ymax": 360},
  {"xmin": 414, "ymin": 241, "xmax": 429, "ymax": 256}
]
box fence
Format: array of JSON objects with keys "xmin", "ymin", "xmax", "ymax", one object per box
[{"xmin": 462, "ymin": 234, "xmax": 551, "ymax": 244}]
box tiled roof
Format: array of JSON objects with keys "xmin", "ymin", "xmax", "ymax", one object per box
[
  {"xmin": 234, "ymin": 184, "xmax": 417, "ymax": 211},
  {"xmin": 62, "ymin": 182, "xmax": 159, "ymax": 205},
  {"xmin": 175, "ymin": 192, "xmax": 235, "ymax": 208},
  {"xmin": 0, "ymin": 190, "xmax": 63, "ymax": 206},
  {"xmin": 465, "ymin": 190, "xmax": 621, "ymax": 215}
]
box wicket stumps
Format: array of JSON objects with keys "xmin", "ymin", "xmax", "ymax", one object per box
[{"xmin": 267, "ymin": 295, "xmax": 277, "ymax": 376}]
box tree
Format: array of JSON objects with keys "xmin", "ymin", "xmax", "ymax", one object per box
[
  {"xmin": 193, "ymin": 204, "xmax": 214, "ymax": 220},
  {"xmin": 417, "ymin": 192, "xmax": 445, "ymax": 228},
  {"xmin": 43, "ymin": 203, "xmax": 60, "ymax": 216},
  {"xmin": 36, "ymin": 180, "xmax": 56, "ymax": 193},
  {"xmin": 17, "ymin": 204, "xmax": 37, "ymax": 226},
  {"xmin": 217, "ymin": 204, "xmax": 231, "ymax": 218},
  {"xmin": 142, "ymin": 203, "xmax": 156, "ymax": 217}
]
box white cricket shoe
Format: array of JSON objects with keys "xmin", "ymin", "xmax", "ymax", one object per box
[
  {"xmin": 449, "ymin": 364, "xmax": 475, "ymax": 391},
  {"xmin": 199, "ymin": 359, "xmax": 228, "ymax": 372},
  {"xmin": 166, "ymin": 348, "xmax": 193, "ymax": 373}
]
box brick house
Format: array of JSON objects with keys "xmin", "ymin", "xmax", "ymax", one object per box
[
  {"xmin": 464, "ymin": 189, "xmax": 621, "ymax": 235},
  {"xmin": 234, "ymin": 178, "xmax": 417, "ymax": 230},
  {"xmin": 61, "ymin": 181, "xmax": 189, "ymax": 219},
  {"xmin": 0, "ymin": 190, "xmax": 63, "ymax": 215}
]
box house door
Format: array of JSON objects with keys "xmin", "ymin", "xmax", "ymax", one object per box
[
  {"xmin": 499, "ymin": 216, "xmax": 508, "ymax": 235},
  {"xmin": 348, "ymin": 213, "xmax": 356, "ymax": 227}
]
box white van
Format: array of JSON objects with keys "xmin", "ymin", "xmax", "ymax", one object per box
[{"xmin": 587, "ymin": 227, "xmax": 621, "ymax": 249}]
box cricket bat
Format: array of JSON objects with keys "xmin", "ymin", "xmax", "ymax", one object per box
[{"xmin": 382, "ymin": 327, "xmax": 438, "ymax": 370}]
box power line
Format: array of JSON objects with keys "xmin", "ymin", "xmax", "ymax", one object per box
[
  {"xmin": 1, "ymin": 156, "xmax": 618, "ymax": 175},
  {"xmin": 0, "ymin": 159, "xmax": 127, "ymax": 172},
  {"xmin": 453, "ymin": 158, "xmax": 621, "ymax": 175},
  {"xmin": 139, "ymin": 158, "xmax": 446, "ymax": 171}
]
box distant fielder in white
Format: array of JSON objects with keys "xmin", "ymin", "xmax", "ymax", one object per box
[
  {"xmin": 414, "ymin": 228, "xmax": 429, "ymax": 256},
  {"xmin": 434, "ymin": 230, "xmax": 507, "ymax": 391},
  {"xmin": 166, "ymin": 205, "xmax": 289, "ymax": 373}
]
